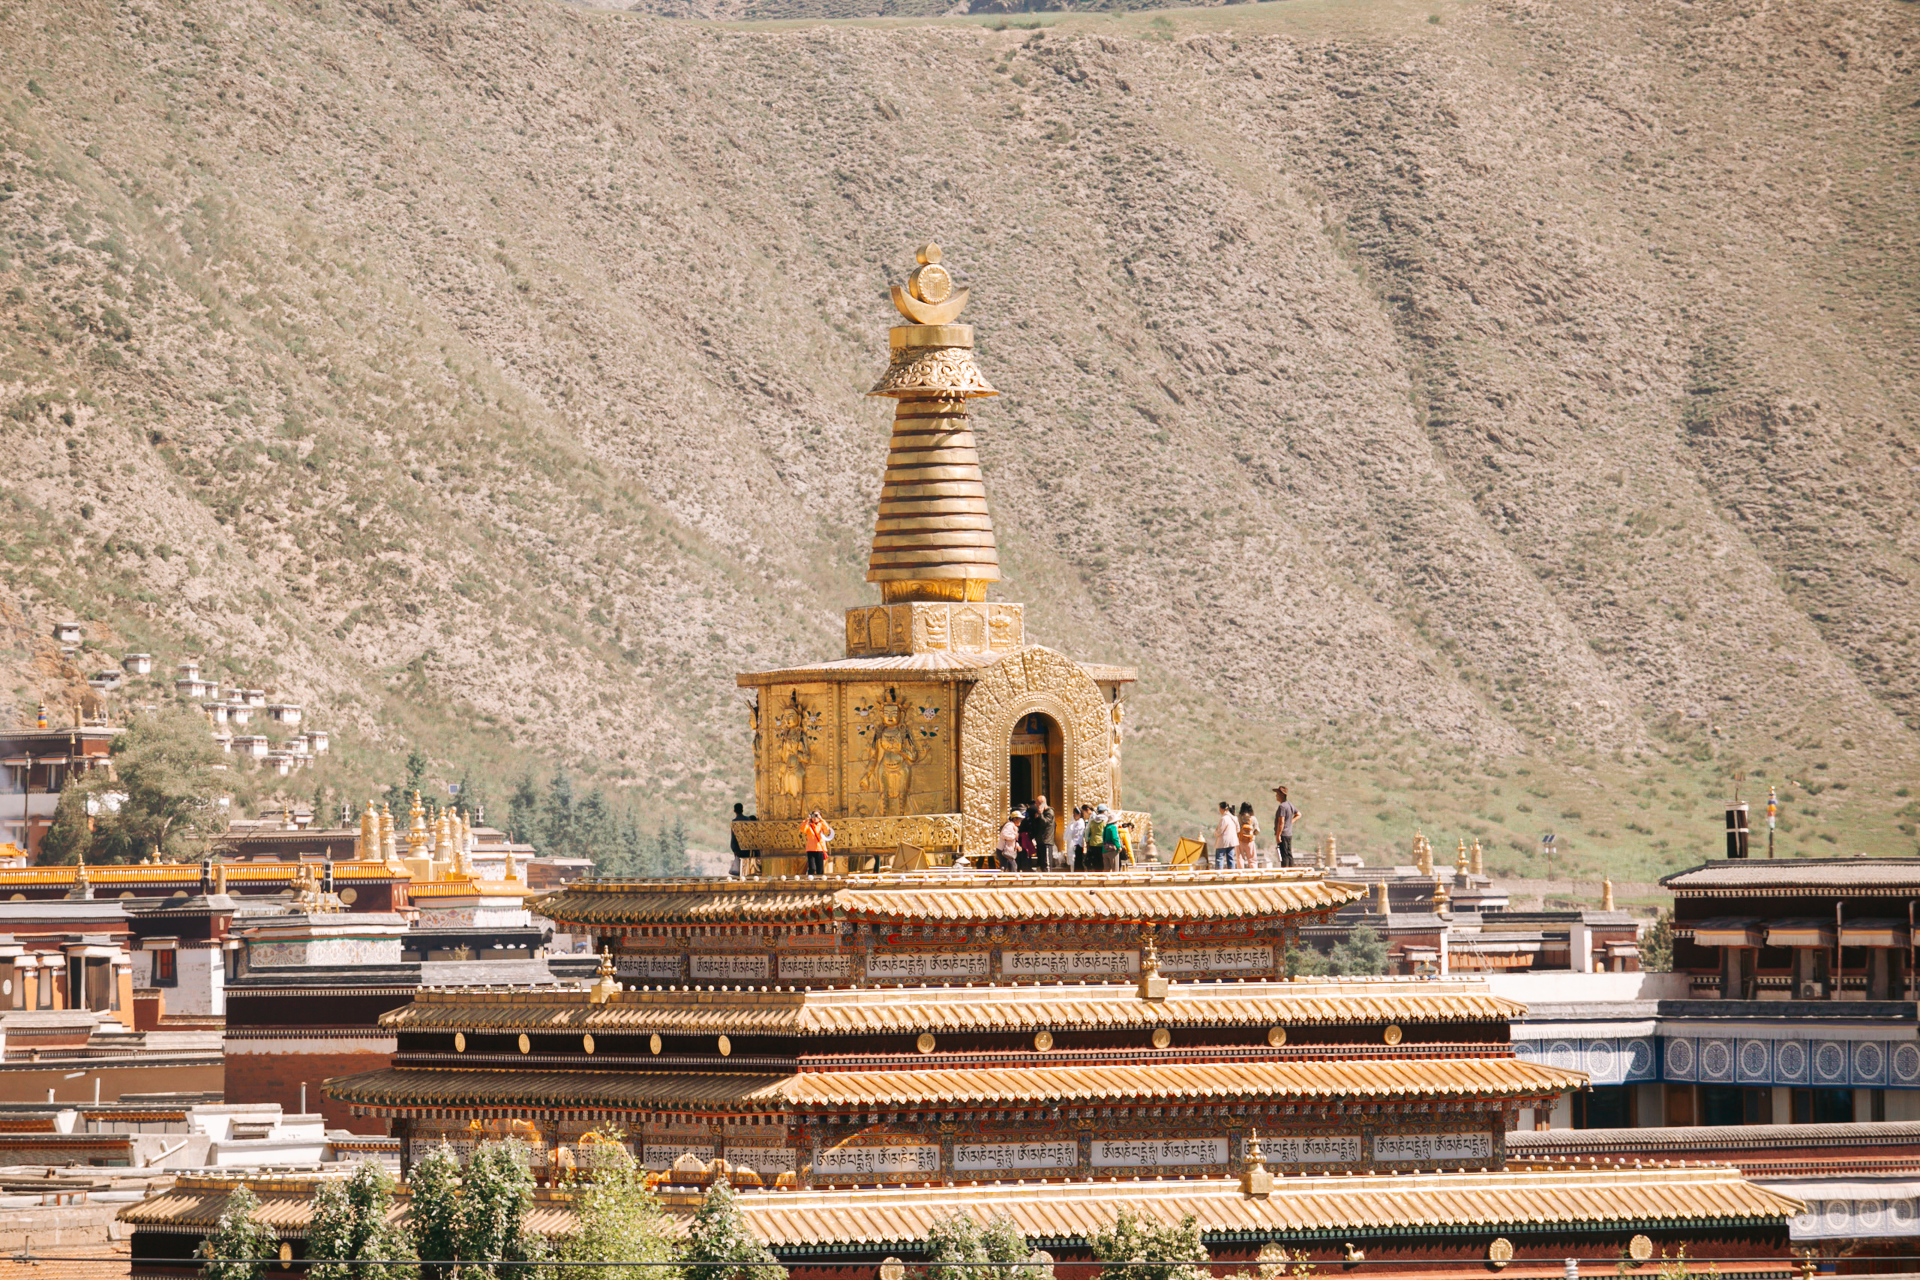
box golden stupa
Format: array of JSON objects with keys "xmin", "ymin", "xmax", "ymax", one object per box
[{"xmin": 733, "ymin": 245, "xmax": 1144, "ymax": 870}]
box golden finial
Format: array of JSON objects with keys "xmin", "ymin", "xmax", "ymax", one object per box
[
  {"xmin": 1470, "ymin": 838, "xmax": 1484, "ymax": 878},
  {"xmin": 379, "ymin": 803, "xmax": 396, "ymax": 862},
  {"xmin": 1602, "ymin": 878, "xmax": 1616, "ymax": 911},
  {"xmin": 589, "ymin": 949, "xmax": 621, "ymax": 1005},
  {"xmin": 890, "ymin": 243, "xmax": 970, "ymax": 326},
  {"xmin": 1241, "ymin": 1128, "xmax": 1272, "ymax": 1198},
  {"xmin": 1138, "ymin": 927, "xmax": 1168, "ymax": 1002},
  {"xmin": 1455, "ymin": 838, "xmax": 1469, "ymax": 875}
]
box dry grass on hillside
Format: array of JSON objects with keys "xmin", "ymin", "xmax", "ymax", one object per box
[{"xmin": 0, "ymin": 0, "xmax": 1915, "ymax": 874}]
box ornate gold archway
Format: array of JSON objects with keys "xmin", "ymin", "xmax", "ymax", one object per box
[{"xmin": 957, "ymin": 646, "xmax": 1112, "ymax": 861}]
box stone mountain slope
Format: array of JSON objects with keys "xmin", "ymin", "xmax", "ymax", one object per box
[{"xmin": 0, "ymin": 0, "xmax": 1915, "ymax": 874}]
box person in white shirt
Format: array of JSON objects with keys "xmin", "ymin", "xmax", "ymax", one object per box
[
  {"xmin": 1213, "ymin": 801, "xmax": 1237, "ymax": 870},
  {"xmin": 1066, "ymin": 807, "xmax": 1089, "ymax": 872}
]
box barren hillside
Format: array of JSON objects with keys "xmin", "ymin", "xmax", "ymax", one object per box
[{"xmin": 1, "ymin": 0, "xmax": 1915, "ymax": 878}]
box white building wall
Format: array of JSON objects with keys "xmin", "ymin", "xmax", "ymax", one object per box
[{"xmin": 173, "ymin": 948, "xmax": 225, "ymax": 1016}]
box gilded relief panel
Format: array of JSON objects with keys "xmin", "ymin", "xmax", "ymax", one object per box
[
  {"xmin": 761, "ymin": 683, "xmax": 834, "ymax": 819},
  {"xmin": 844, "ymin": 681, "xmax": 951, "ymax": 818}
]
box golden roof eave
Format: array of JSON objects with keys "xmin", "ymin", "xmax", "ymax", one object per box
[
  {"xmin": 324, "ymin": 1056, "xmax": 1584, "ymax": 1113},
  {"xmin": 379, "ymin": 979, "xmax": 1527, "ymax": 1035},
  {"xmin": 532, "ymin": 870, "xmax": 1367, "ymax": 927},
  {"xmin": 731, "ymin": 1166, "xmax": 1800, "ymax": 1247}
]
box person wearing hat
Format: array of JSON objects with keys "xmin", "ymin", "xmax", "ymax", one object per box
[
  {"xmin": 998, "ymin": 808, "xmax": 1022, "ymax": 872},
  {"xmin": 802, "ymin": 809, "xmax": 835, "ymax": 877},
  {"xmin": 1272, "ymin": 786, "xmax": 1300, "ymax": 868}
]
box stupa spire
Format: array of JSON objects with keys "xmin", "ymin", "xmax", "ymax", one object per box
[{"xmin": 865, "ymin": 243, "xmax": 1001, "ymax": 604}]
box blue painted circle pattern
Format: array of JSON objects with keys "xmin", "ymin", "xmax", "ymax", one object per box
[
  {"xmin": 1739, "ymin": 1039, "xmax": 1769, "ymax": 1079},
  {"xmin": 1701, "ymin": 1039, "xmax": 1733, "ymax": 1080},
  {"xmin": 1859, "ymin": 1200, "xmax": 1885, "ymax": 1230},
  {"xmin": 1586, "ymin": 1042, "xmax": 1617, "ymax": 1081},
  {"xmin": 1895, "ymin": 1043, "xmax": 1920, "ymax": 1084},
  {"xmin": 1816, "ymin": 1041, "xmax": 1847, "ymax": 1081},
  {"xmin": 1666, "ymin": 1038, "xmax": 1695, "ymax": 1079},
  {"xmin": 1548, "ymin": 1040, "xmax": 1578, "ymax": 1071},
  {"xmin": 1823, "ymin": 1202, "xmax": 1851, "ymax": 1231},
  {"xmin": 1856, "ymin": 1042, "xmax": 1886, "ymax": 1082},
  {"xmin": 1776, "ymin": 1040, "xmax": 1808, "ymax": 1081},
  {"xmin": 1625, "ymin": 1038, "xmax": 1654, "ymax": 1079}
]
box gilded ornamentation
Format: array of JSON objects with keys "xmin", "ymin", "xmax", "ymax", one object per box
[
  {"xmin": 924, "ymin": 609, "xmax": 950, "ymax": 650},
  {"xmin": 858, "ymin": 687, "xmax": 926, "ymax": 817},
  {"xmin": 772, "ymin": 690, "xmax": 819, "ymax": 820},
  {"xmin": 868, "ymin": 345, "xmax": 997, "ymax": 398},
  {"xmin": 731, "ymin": 813, "xmax": 963, "ymax": 854},
  {"xmin": 988, "ymin": 607, "xmax": 1017, "ymax": 650},
  {"xmin": 957, "ymin": 646, "xmax": 1112, "ymax": 861},
  {"xmin": 889, "ymin": 243, "xmax": 972, "ymax": 328}
]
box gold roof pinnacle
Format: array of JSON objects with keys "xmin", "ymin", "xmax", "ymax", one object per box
[{"xmin": 865, "ymin": 241, "xmax": 1001, "ymax": 604}]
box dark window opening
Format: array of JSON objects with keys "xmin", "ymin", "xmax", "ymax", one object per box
[{"xmin": 1791, "ymin": 1088, "xmax": 1855, "ymax": 1124}]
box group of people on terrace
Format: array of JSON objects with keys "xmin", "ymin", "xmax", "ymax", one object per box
[
  {"xmin": 728, "ymin": 783, "xmax": 1301, "ymax": 875},
  {"xmin": 1210, "ymin": 784, "xmax": 1302, "ymax": 869}
]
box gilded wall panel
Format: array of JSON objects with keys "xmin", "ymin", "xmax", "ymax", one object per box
[
  {"xmin": 957, "ymin": 646, "xmax": 1112, "ymax": 860},
  {"xmin": 844, "ymin": 682, "xmax": 952, "ymax": 818}
]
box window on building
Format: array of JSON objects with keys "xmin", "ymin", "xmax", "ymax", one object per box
[
  {"xmin": 36, "ymin": 967, "xmax": 51, "ymax": 1009},
  {"xmin": 1573, "ymin": 1086, "xmax": 1636, "ymax": 1129},
  {"xmin": 153, "ymin": 951, "xmax": 178, "ymax": 987},
  {"xmin": 1699, "ymin": 1084, "xmax": 1771, "ymax": 1126},
  {"xmin": 8, "ymin": 970, "xmax": 20, "ymax": 1010},
  {"xmin": 1790, "ymin": 1088, "xmax": 1856, "ymax": 1124}
]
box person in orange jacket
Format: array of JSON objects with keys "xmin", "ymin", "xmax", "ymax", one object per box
[{"xmin": 802, "ymin": 809, "xmax": 835, "ymax": 877}]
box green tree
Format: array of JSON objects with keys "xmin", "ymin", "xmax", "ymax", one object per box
[
  {"xmin": 552, "ymin": 1132, "xmax": 677, "ymax": 1280},
  {"xmin": 1285, "ymin": 943, "xmax": 1329, "ymax": 978},
  {"xmin": 1641, "ymin": 909, "xmax": 1674, "ymax": 972},
  {"xmin": 409, "ymin": 1146, "xmax": 464, "ymax": 1280},
  {"xmin": 42, "ymin": 707, "xmax": 224, "ymax": 864},
  {"xmin": 198, "ymin": 1183, "xmax": 275, "ymax": 1280},
  {"xmin": 541, "ymin": 769, "xmax": 577, "ymax": 859},
  {"xmin": 309, "ymin": 1162, "xmax": 415, "ymax": 1280},
  {"xmin": 507, "ymin": 775, "xmax": 541, "ymax": 847},
  {"xmin": 1088, "ymin": 1210, "xmax": 1212, "ymax": 1280},
  {"xmin": 1328, "ymin": 924, "xmax": 1388, "ymax": 976},
  {"xmin": 404, "ymin": 748, "xmax": 430, "ymax": 798},
  {"xmin": 681, "ymin": 1178, "xmax": 784, "ymax": 1280},
  {"xmin": 922, "ymin": 1212, "xmax": 1047, "ymax": 1280},
  {"xmin": 458, "ymin": 1141, "xmax": 544, "ymax": 1280},
  {"xmin": 408, "ymin": 1141, "xmax": 545, "ymax": 1280}
]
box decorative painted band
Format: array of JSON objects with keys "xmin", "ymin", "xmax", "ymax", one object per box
[
  {"xmin": 1513, "ymin": 1034, "xmax": 1920, "ymax": 1087},
  {"xmin": 733, "ymin": 814, "xmax": 964, "ymax": 854}
]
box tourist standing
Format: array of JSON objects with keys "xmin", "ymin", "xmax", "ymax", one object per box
[
  {"xmin": 802, "ymin": 809, "xmax": 834, "ymax": 877},
  {"xmin": 1235, "ymin": 802, "xmax": 1260, "ymax": 869},
  {"xmin": 1272, "ymin": 785, "xmax": 1300, "ymax": 868},
  {"xmin": 729, "ymin": 801, "xmax": 757, "ymax": 878},
  {"xmin": 999, "ymin": 810, "xmax": 1022, "ymax": 872},
  {"xmin": 1066, "ymin": 806, "xmax": 1089, "ymax": 872},
  {"xmin": 1020, "ymin": 802, "xmax": 1050, "ymax": 873},
  {"xmin": 1214, "ymin": 801, "xmax": 1236, "ymax": 870},
  {"xmin": 1092, "ymin": 804, "xmax": 1120, "ymax": 871}
]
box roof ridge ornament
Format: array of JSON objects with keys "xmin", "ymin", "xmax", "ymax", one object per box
[{"xmin": 890, "ymin": 243, "xmax": 970, "ymax": 327}]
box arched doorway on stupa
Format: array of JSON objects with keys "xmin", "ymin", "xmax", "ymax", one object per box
[{"xmin": 1008, "ymin": 711, "xmax": 1063, "ymax": 848}]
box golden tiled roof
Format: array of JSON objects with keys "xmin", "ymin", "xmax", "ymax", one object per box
[
  {"xmin": 121, "ymin": 1167, "xmax": 1795, "ymax": 1247},
  {"xmin": 0, "ymin": 861, "xmax": 407, "ymax": 887},
  {"xmin": 381, "ymin": 979, "xmax": 1525, "ymax": 1036},
  {"xmin": 118, "ymin": 1174, "xmax": 575, "ymax": 1240},
  {"xmin": 733, "ymin": 1166, "xmax": 1799, "ymax": 1247},
  {"xmin": 327, "ymin": 1056, "xmax": 1581, "ymax": 1113},
  {"xmin": 536, "ymin": 870, "xmax": 1364, "ymax": 927}
]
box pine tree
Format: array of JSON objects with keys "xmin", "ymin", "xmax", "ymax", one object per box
[
  {"xmin": 1328, "ymin": 923, "xmax": 1388, "ymax": 976},
  {"xmin": 1641, "ymin": 909, "xmax": 1674, "ymax": 972},
  {"xmin": 198, "ymin": 1184, "xmax": 275, "ymax": 1280},
  {"xmin": 404, "ymin": 748, "xmax": 430, "ymax": 798},
  {"xmin": 542, "ymin": 770, "xmax": 577, "ymax": 861},
  {"xmin": 507, "ymin": 776, "xmax": 541, "ymax": 849},
  {"xmin": 681, "ymin": 1178, "xmax": 784, "ymax": 1280},
  {"xmin": 1088, "ymin": 1210, "xmax": 1212, "ymax": 1280},
  {"xmin": 309, "ymin": 1162, "xmax": 415, "ymax": 1280}
]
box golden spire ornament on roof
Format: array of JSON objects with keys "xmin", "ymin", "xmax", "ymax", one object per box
[{"xmin": 867, "ymin": 243, "xmax": 1000, "ymax": 604}]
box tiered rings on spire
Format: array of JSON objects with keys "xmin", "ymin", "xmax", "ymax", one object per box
[{"xmin": 866, "ymin": 245, "xmax": 1000, "ymax": 604}]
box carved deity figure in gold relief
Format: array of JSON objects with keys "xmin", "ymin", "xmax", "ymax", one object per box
[
  {"xmin": 859, "ymin": 686, "xmax": 925, "ymax": 817},
  {"xmin": 772, "ymin": 690, "xmax": 816, "ymax": 819}
]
